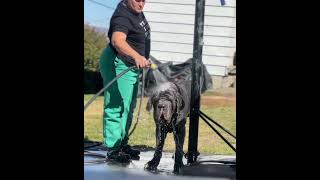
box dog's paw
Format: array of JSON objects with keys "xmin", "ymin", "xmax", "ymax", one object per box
[
  {"xmin": 173, "ymin": 163, "xmax": 184, "ymax": 174},
  {"xmin": 144, "ymin": 161, "xmax": 158, "ymax": 172}
]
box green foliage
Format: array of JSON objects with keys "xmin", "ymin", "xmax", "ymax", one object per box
[{"xmin": 84, "ymin": 24, "xmax": 108, "ymax": 72}]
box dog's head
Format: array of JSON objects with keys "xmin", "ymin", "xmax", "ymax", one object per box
[{"xmin": 146, "ymin": 82, "xmax": 184, "ymax": 125}]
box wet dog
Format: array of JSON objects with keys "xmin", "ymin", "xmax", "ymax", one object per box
[{"xmin": 144, "ymin": 81, "xmax": 190, "ymax": 173}]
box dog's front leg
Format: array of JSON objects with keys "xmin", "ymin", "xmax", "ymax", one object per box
[
  {"xmin": 145, "ymin": 124, "xmax": 167, "ymax": 171},
  {"xmin": 173, "ymin": 121, "xmax": 186, "ymax": 174}
]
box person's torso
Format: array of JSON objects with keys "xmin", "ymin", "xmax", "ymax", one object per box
[{"xmin": 108, "ymin": 1, "xmax": 151, "ymax": 65}]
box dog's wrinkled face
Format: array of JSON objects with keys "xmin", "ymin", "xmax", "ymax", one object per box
[
  {"xmin": 147, "ymin": 82, "xmax": 181, "ymax": 125},
  {"xmin": 154, "ymin": 94, "xmax": 175, "ymax": 125}
]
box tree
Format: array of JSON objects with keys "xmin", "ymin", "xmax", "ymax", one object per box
[
  {"xmin": 84, "ymin": 24, "xmax": 109, "ymax": 72},
  {"xmin": 84, "ymin": 24, "xmax": 109, "ymax": 93}
]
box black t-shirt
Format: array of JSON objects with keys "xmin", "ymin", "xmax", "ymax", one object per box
[{"xmin": 108, "ymin": 1, "xmax": 151, "ymax": 66}]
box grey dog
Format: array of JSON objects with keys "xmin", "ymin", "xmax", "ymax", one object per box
[
  {"xmin": 142, "ymin": 57, "xmax": 212, "ymax": 173},
  {"xmin": 144, "ymin": 80, "xmax": 191, "ymax": 174}
]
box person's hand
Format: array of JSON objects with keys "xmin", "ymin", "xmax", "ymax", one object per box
[{"xmin": 134, "ymin": 55, "xmax": 150, "ymax": 69}]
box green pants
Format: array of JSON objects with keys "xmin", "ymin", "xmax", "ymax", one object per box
[{"xmin": 99, "ymin": 46, "xmax": 140, "ymax": 150}]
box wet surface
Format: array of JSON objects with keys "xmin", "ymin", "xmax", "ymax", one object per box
[{"xmin": 84, "ymin": 147, "xmax": 236, "ymax": 180}]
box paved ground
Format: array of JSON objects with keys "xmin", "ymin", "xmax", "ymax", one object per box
[{"xmin": 84, "ymin": 146, "xmax": 236, "ymax": 180}]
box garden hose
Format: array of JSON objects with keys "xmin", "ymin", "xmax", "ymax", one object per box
[
  {"xmin": 84, "ymin": 66, "xmax": 136, "ymax": 111},
  {"xmin": 84, "ymin": 63, "xmax": 158, "ymax": 111}
]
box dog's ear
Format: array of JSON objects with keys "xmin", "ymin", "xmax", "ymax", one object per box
[
  {"xmin": 146, "ymin": 98, "xmax": 153, "ymax": 112},
  {"xmin": 176, "ymin": 93, "xmax": 185, "ymax": 111},
  {"xmin": 147, "ymin": 94, "xmax": 158, "ymax": 112},
  {"xmin": 175, "ymin": 93, "xmax": 186, "ymax": 126}
]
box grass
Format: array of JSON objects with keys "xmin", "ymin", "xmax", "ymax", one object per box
[{"xmin": 84, "ymin": 94, "xmax": 236, "ymax": 155}]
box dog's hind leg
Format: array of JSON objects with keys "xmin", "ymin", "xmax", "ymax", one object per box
[
  {"xmin": 144, "ymin": 124, "xmax": 168, "ymax": 171},
  {"xmin": 173, "ymin": 121, "xmax": 186, "ymax": 174}
]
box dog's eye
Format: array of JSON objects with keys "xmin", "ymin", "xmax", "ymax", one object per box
[{"xmin": 158, "ymin": 104, "xmax": 165, "ymax": 109}]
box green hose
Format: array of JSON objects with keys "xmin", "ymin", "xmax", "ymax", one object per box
[{"xmin": 84, "ymin": 66, "xmax": 136, "ymax": 111}]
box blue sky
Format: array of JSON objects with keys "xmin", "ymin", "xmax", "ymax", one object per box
[{"xmin": 84, "ymin": 0, "xmax": 120, "ymax": 28}]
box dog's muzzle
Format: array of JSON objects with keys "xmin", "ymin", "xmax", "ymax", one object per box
[{"xmin": 158, "ymin": 105, "xmax": 169, "ymax": 124}]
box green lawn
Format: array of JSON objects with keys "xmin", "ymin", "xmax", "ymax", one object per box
[{"xmin": 84, "ymin": 94, "xmax": 236, "ymax": 155}]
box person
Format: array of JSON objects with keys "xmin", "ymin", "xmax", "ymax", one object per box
[{"xmin": 99, "ymin": 0, "xmax": 151, "ymax": 163}]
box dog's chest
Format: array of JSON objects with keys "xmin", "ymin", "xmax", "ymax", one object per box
[
  {"xmin": 160, "ymin": 122, "xmax": 174, "ymax": 133},
  {"xmin": 167, "ymin": 126, "xmax": 173, "ymax": 133}
]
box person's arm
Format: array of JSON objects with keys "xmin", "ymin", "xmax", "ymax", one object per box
[{"xmin": 111, "ymin": 31, "xmax": 149, "ymax": 68}]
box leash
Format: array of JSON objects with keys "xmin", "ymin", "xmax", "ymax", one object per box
[{"xmin": 128, "ymin": 69, "xmax": 145, "ymax": 137}]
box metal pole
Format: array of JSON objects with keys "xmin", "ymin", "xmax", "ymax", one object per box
[{"xmin": 187, "ymin": 0, "xmax": 205, "ymax": 164}]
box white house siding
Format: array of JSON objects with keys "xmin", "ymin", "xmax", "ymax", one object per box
[{"xmin": 144, "ymin": 0, "xmax": 236, "ymax": 76}]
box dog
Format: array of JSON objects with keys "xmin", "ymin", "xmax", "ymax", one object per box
[
  {"xmin": 143, "ymin": 57, "xmax": 212, "ymax": 173},
  {"xmin": 144, "ymin": 80, "xmax": 191, "ymax": 174}
]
